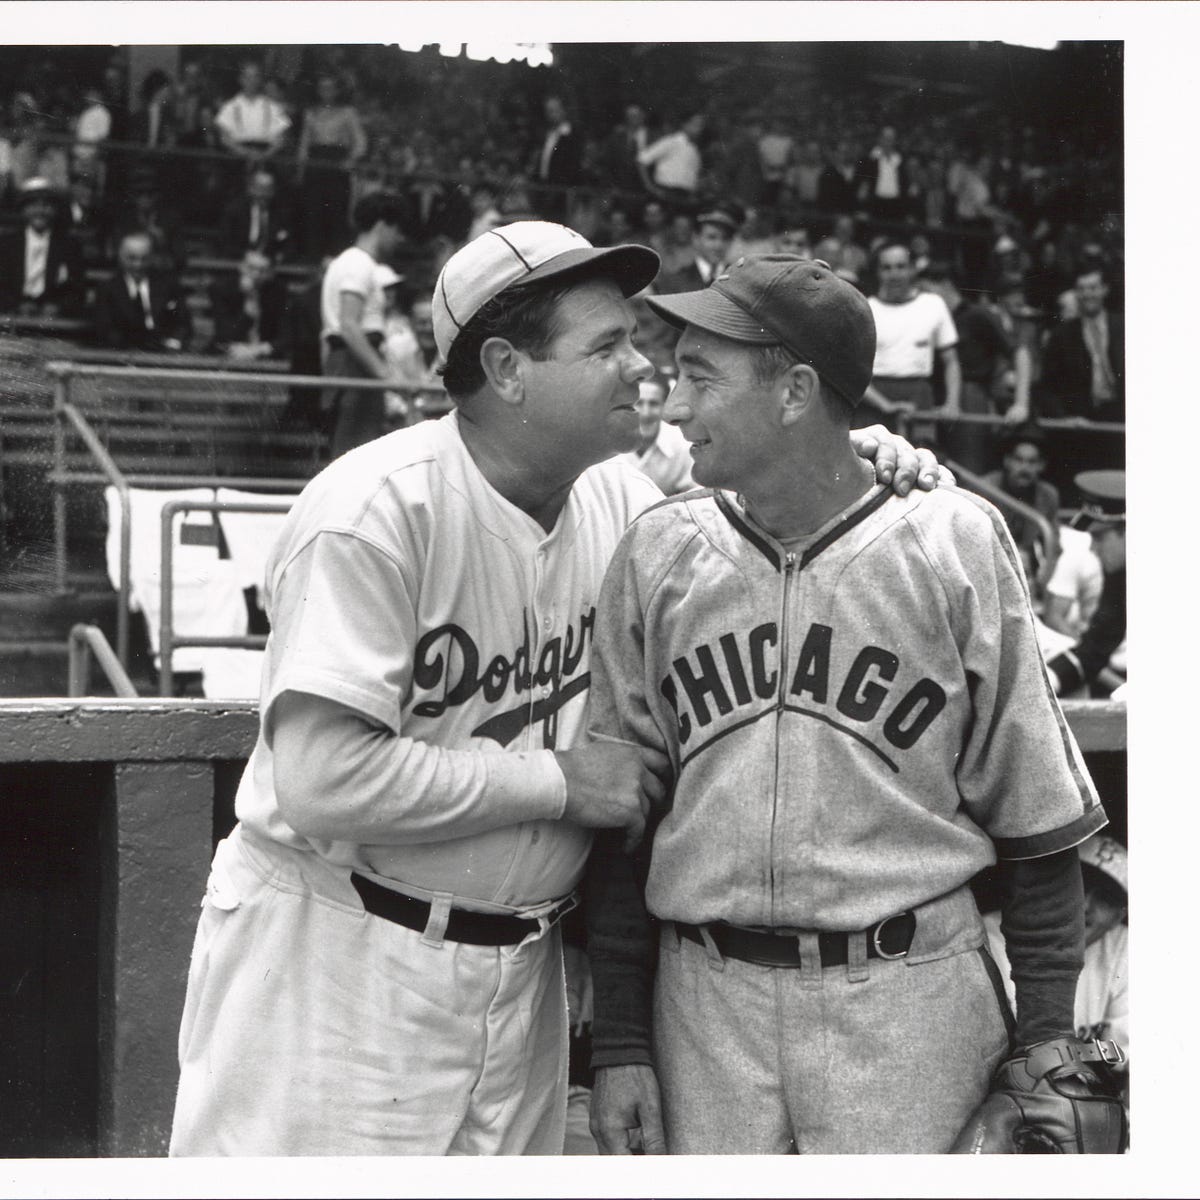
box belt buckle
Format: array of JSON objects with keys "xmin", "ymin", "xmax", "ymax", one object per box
[
  {"xmin": 871, "ymin": 912, "xmax": 912, "ymax": 960},
  {"xmin": 1094, "ymin": 1038, "xmax": 1127, "ymax": 1067}
]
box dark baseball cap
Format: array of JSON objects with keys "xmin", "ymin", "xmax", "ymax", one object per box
[{"xmin": 646, "ymin": 255, "xmax": 876, "ymax": 405}]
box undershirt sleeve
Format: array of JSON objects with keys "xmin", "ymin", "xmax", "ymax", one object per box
[{"xmin": 997, "ymin": 848, "xmax": 1085, "ymax": 1048}]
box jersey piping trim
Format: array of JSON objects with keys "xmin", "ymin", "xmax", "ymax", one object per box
[
  {"xmin": 713, "ymin": 485, "xmax": 895, "ymax": 571},
  {"xmin": 982, "ymin": 505, "xmax": 1100, "ymax": 814},
  {"xmin": 797, "ymin": 486, "xmax": 894, "ymax": 569},
  {"xmin": 993, "ymin": 807, "xmax": 1108, "ymax": 861},
  {"xmin": 713, "ymin": 491, "xmax": 780, "ymax": 568}
]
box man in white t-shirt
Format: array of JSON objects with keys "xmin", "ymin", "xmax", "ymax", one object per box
[
  {"xmin": 215, "ymin": 61, "xmax": 291, "ymax": 159},
  {"xmin": 168, "ymin": 220, "xmax": 944, "ymax": 1157},
  {"xmin": 863, "ymin": 241, "xmax": 961, "ymax": 437},
  {"xmin": 617, "ymin": 375, "xmax": 694, "ymax": 496},
  {"xmin": 638, "ymin": 113, "xmax": 706, "ymax": 201},
  {"xmin": 320, "ymin": 191, "xmax": 409, "ymax": 457}
]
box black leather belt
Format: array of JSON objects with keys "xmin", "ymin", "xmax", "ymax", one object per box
[
  {"xmin": 350, "ymin": 872, "xmax": 573, "ymax": 946},
  {"xmin": 674, "ymin": 911, "xmax": 916, "ymax": 968}
]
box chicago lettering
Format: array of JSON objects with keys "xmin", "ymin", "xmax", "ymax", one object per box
[{"xmin": 661, "ymin": 621, "xmax": 946, "ymax": 751}]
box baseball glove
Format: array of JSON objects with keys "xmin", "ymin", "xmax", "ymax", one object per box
[{"xmin": 950, "ymin": 1036, "xmax": 1128, "ymax": 1154}]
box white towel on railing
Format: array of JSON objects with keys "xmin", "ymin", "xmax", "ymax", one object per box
[
  {"xmin": 214, "ymin": 488, "xmax": 295, "ymax": 604},
  {"xmin": 103, "ymin": 487, "xmax": 248, "ymax": 674},
  {"xmin": 199, "ymin": 647, "xmax": 266, "ymax": 701}
]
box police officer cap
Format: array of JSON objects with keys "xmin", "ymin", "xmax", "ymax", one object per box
[
  {"xmin": 1073, "ymin": 469, "xmax": 1125, "ymax": 529},
  {"xmin": 695, "ymin": 204, "xmax": 741, "ymax": 234}
]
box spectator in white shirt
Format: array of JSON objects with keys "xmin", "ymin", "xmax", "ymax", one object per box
[
  {"xmin": 638, "ymin": 112, "xmax": 706, "ymax": 202},
  {"xmin": 215, "ymin": 61, "xmax": 291, "ymax": 160},
  {"xmin": 72, "ymin": 86, "xmax": 112, "ymax": 185},
  {"xmin": 862, "ymin": 241, "xmax": 961, "ymax": 434},
  {"xmin": 320, "ymin": 190, "xmax": 409, "ymax": 456}
]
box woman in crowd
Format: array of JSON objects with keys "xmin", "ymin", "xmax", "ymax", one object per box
[{"xmin": 296, "ymin": 73, "xmax": 368, "ymax": 258}]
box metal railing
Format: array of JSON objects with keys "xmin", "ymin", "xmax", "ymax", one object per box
[
  {"xmin": 46, "ymin": 360, "xmax": 448, "ymax": 671},
  {"xmin": 67, "ymin": 623, "xmax": 138, "ymax": 698},
  {"xmin": 158, "ymin": 497, "xmax": 295, "ymax": 696},
  {"xmin": 942, "ymin": 457, "xmax": 1060, "ymax": 573},
  {"xmin": 892, "ymin": 408, "xmax": 1126, "ymax": 441}
]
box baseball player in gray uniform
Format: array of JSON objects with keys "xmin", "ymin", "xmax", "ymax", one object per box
[
  {"xmin": 169, "ymin": 225, "xmax": 940, "ymax": 1156},
  {"xmin": 584, "ymin": 255, "xmax": 1123, "ymax": 1154}
]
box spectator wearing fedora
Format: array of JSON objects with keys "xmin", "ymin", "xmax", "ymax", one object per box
[
  {"xmin": 1046, "ymin": 470, "xmax": 1125, "ymax": 697},
  {"xmin": 655, "ymin": 205, "xmax": 738, "ymax": 296},
  {"xmin": 0, "ymin": 177, "xmax": 85, "ymax": 317}
]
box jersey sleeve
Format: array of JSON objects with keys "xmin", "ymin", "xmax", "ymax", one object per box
[
  {"xmin": 916, "ymin": 495, "xmax": 1106, "ymax": 858},
  {"xmin": 262, "ymin": 527, "xmax": 565, "ymax": 843},
  {"xmin": 587, "ymin": 519, "xmax": 673, "ymax": 759}
]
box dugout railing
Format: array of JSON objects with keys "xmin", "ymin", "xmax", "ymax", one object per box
[
  {"xmin": 44, "ymin": 360, "xmax": 450, "ymax": 669},
  {"xmin": 156, "ymin": 495, "xmax": 294, "ymax": 696}
]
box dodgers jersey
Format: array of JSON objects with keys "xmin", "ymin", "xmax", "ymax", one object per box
[
  {"xmin": 235, "ymin": 412, "xmax": 661, "ymax": 908},
  {"xmin": 588, "ymin": 482, "xmax": 1106, "ymax": 931}
]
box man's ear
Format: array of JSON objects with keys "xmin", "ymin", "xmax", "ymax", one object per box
[
  {"xmin": 479, "ymin": 337, "xmax": 525, "ymax": 404},
  {"xmin": 779, "ymin": 362, "xmax": 818, "ymax": 427}
]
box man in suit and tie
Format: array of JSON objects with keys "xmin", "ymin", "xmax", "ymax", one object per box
[
  {"xmin": 603, "ymin": 104, "xmax": 649, "ymax": 195},
  {"xmin": 1038, "ymin": 265, "xmax": 1124, "ymax": 476},
  {"xmin": 0, "ymin": 177, "xmax": 85, "ymax": 317},
  {"xmin": 219, "ymin": 166, "xmax": 293, "ymax": 261},
  {"xmin": 655, "ymin": 205, "xmax": 738, "ymax": 296},
  {"xmin": 94, "ymin": 230, "xmax": 187, "ymax": 351},
  {"xmin": 531, "ymin": 95, "xmax": 583, "ymax": 221}
]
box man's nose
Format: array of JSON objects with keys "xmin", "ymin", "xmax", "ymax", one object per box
[
  {"xmin": 662, "ymin": 387, "xmax": 690, "ymax": 425},
  {"xmin": 623, "ymin": 345, "xmax": 654, "ymax": 382}
]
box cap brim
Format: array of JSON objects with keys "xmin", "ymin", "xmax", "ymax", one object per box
[
  {"xmin": 647, "ymin": 287, "xmax": 779, "ymax": 344},
  {"xmin": 514, "ymin": 243, "xmax": 660, "ymax": 299}
]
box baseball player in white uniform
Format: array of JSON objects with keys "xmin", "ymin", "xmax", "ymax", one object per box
[
  {"xmin": 169, "ymin": 225, "xmax": 940, "ymax": 1156},
  {"xmin": 584, "ymin": 255, "xmax": 1116, "ymax": 1154}
]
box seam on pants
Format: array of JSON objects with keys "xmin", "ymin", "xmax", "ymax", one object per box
[{"xmin": 975, "ymin": 944, "xmax": 1017, "ymax": 1047}]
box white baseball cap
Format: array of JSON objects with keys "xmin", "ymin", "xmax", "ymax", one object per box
[{"xmin": 432, "ymin": 221, "xmax": 659, "ymax": 359}]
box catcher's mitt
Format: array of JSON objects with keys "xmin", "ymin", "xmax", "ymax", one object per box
[{"xmin": 950, "ymin": 1036, "xmax": 1128, "ymax": 1154}]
